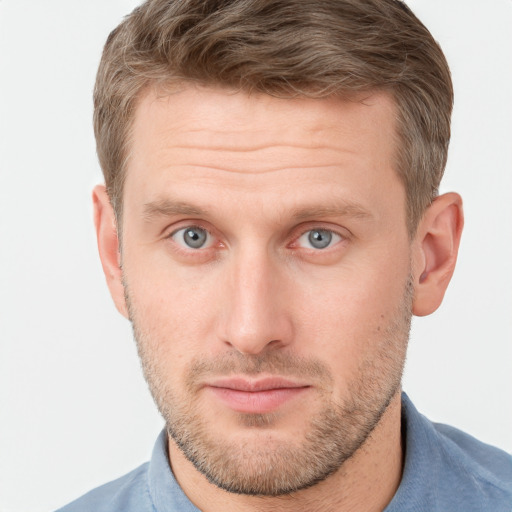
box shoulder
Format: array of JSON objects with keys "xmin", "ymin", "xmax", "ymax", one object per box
[
  {"xmin": 433, "ymin": 421, "xmax": 512, "ymax": 495},
  {"xmin": 55, "ymin": 462, "xmax": 153, "ymax": 512},
  {"xmin": 54, "ymin": 429, "xmax": 198, "ymax": 512},
  {"xmin": 391, "ymin": 394, "xmax": 512, "ymax": 512}
]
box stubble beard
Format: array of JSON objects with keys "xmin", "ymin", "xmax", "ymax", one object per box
[{"xmin": 126, "ymin": 278, "xmax": 413, "ymax": 496}]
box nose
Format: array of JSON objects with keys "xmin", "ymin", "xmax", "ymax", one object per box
[{"xmin": 218, "ymin": 247, "xmax": 293, "ymax": 355}]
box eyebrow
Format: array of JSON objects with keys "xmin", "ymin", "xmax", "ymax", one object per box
[
  {"xmin": 290, "ymin": 203, "xmax": 374, "ymax": 222},
  {"xmin": 142, "ymin": 198, "xmax": 374, "ymax": 222},
  {"xmin": 143, "ymin": 199, "xmax": 207, "ymax": 221}
]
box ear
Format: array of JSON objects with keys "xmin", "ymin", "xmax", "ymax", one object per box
[
  {"xmin": 93, "ymin": 185, "xmax": 129, "ymax": 319},
  {"xmin": 412, "ymin": 192, "xmax": 464, "ymax": 317}
]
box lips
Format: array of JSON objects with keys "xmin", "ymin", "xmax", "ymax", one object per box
[{"xmin": 205, "ymin": 377, "xmax": 310, "ymax": 414}]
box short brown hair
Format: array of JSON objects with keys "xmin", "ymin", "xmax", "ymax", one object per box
[{"xmin": 94, "ymin": 0, "xmax": 453, "ymax": 234}]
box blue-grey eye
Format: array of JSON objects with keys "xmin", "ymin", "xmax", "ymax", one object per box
[
  {"xmin": 172, "ymin": 226, "xmax": 211, "ymax": 249},
  {"xmin": 298, "ymin": 229, "xmax": 341, "ymax": 250}
]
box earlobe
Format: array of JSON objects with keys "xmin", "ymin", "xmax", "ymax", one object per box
[
  {"xmin": 93, "ymin": 185, "xmax": 129, "ymax": 319},
  {"xmin": 412, "ymin": 192, "xmax": 464, "ymax": 317}
]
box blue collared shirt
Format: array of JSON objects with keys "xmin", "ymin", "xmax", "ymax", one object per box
[{"xmin": 56, "ymin": 394, "xmax": 512, "ymax": 511}]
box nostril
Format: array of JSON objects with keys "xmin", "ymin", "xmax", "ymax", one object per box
[{"xmin": 222, "ymin": 336, "xmax": 283, "ymax": 356}]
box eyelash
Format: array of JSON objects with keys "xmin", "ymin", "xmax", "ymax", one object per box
[
  {"xmin": 169, "ymin": 225, "xmax": 215, "ymax": 250},
  {"xmin": 294, "ymin": 228, "xmax": 344, "ymax": 251},
  {"xmin": 167, "ymin": 224, "xmax": 347, "ymax": 253}
]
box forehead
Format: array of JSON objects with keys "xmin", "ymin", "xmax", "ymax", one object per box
[
  {"xmin": 124, "ymin": 85, "xmax": 403, "ymax": 226},
  {"xmin": 130, "ymin": 85, "xmax": 397, "ymax": 166}
]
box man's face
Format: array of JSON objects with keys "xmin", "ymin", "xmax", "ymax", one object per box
[{"xmin": 120, "ymin": 87, "xmax": 413, "ymax": 495}]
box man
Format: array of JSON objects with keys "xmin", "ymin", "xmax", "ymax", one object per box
[{"xmin": 57, "ymin": 0, "xmax": 512, "ymax": 510}]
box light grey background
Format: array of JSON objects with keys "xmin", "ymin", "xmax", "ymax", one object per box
[{"xmin": 0, "ymin": 1, "xmax": 511, "ymax": 511}]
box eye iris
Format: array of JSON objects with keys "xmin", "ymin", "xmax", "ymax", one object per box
[
  {"xmin": 308, "ymin": 229, "xmax": 332, "ymax": 249},
  {"xmin": 183, "ymin": 228, "xmax": 207, "ymax": 248}
]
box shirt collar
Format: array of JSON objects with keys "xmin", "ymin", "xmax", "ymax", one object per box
[{"xmin": 148, "ymin": 429, "xmax": 201, "ymax": 512}]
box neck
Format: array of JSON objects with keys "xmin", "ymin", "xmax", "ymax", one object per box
[{"xmin": 168, "ymin": 392, "xmax": 404, "ymax": 512}]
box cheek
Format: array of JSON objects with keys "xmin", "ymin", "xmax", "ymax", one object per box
[
  {"xmin": 291, "ymin": 257, "xmax": 410, "ymax": 376},
  {"xmin": 122, "ymin": 253, "xmax": 225, "ymax": 369}
]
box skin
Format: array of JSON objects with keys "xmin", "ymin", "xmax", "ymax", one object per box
[{"xmin": 94, "ymin": 86, "xmax": 463, "ymax": 512}]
